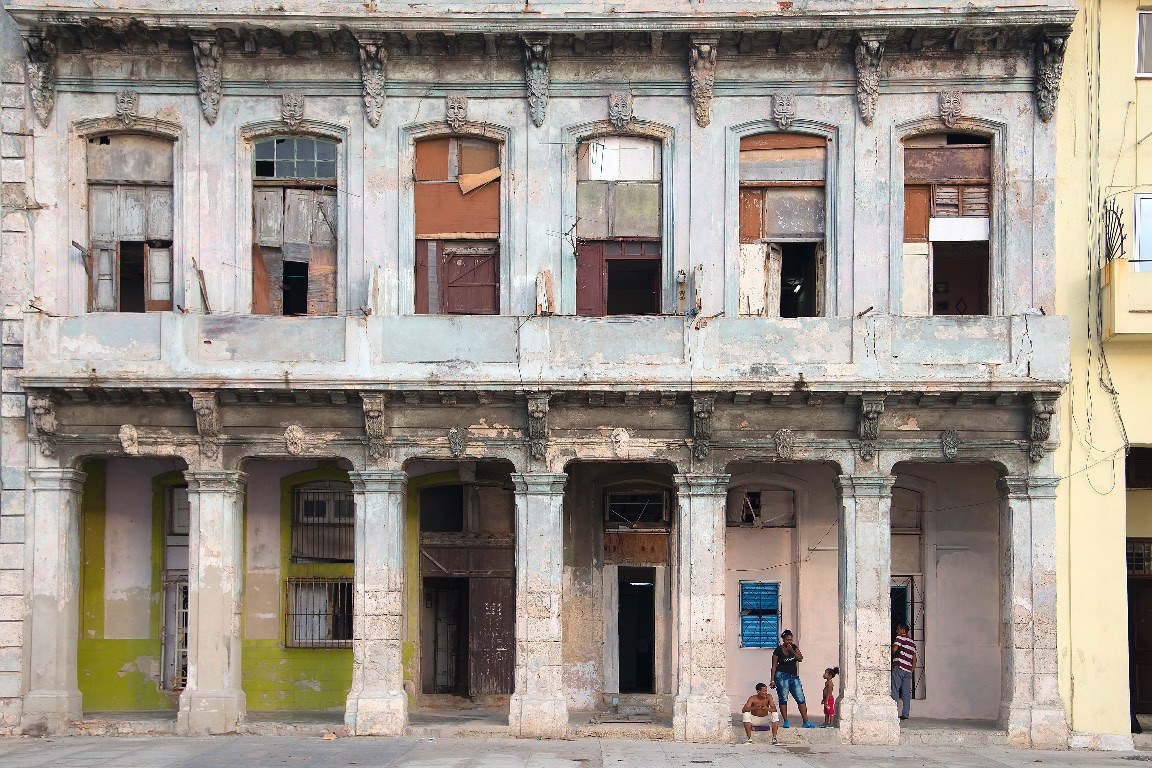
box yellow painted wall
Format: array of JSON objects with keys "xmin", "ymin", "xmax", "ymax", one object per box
[{"xmin": 1056, "ymin": 0, "xmax": 1152, "ymax": 742}]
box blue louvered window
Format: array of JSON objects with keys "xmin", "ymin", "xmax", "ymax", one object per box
[{"xmin": 740, "ymin": 582, "xmax": 780, "ymax": 649}]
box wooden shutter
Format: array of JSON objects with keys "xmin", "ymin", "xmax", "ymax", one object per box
[
  {"xmin": 576, "ymin": 241, "xmax": 607, "ymax": 317},
  {"xmin": 739, "ymin": 188, "xmax": 765, "ymax": 243},
  {"xmin": 92, "ymin": 245, "xmax": 117, "ymax": 311},
  {"xmin": 147, "ymin": 187, "xmax": 174, "ymax": 240},
  {"xmin": 252, "ymin": 244, "xmax": 272, "ymax": 315},
  {"xmin": 283, "ymin": 189, "xmax": 314, "ymax": 245},
  {"xmin": 144, "ymin": 244, "xmax": 173, "ymax": 311},
  {"xmin": 440, "ymin": 241, "xmax": 498, "ymax": 314},
  {"xmin": 254, "ymin": 189, "xmax": 284, "ymax": 247},
  {"xmin": 119, "ymin": 186, "xmax": 148, "ymax": 240},
  {"xmin": 904, "ymin": 185, "xmax": 931, "ymax": 242}
]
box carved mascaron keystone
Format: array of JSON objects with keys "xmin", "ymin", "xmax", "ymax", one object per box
[
  {"xmin": 523, "ymin": 34, "xmax": 551, "ymax": 127},
  {"xmin": 23, "ymin": 35, "xmax": 56, "ymax": 128},
  {"xmin": 938, "ymin": 90, "xmax": 963, "ymax": 129},
  {"xmin": 190, "ymin": 34, "xmax": 223, "ymax": 126},
  {"xmin": 115, "ymin": 90, "xmax": 140, "ymax": 128},
  {"xmin": 854, "ymin": 33, "xmax": 885, "ymax": 127},
  {"xmin": 608, "ymin": 92, "xmax": 633, "ymax": 131},
  {"xmin": 281, "ymin": 92, "xmax": 305, "ymax": 129},
  {"xmin": 688, "ymin": 34, "xmax": 719, "ymax": 128},
  {"xmin": 357, "ymin": 39, "xmax": 387, "ymax": 128},
  {"xmin": 446, "ymin": 95, "xmax": 468, "ymax": 132},
  {"xmin": 772, "ymin": 93, "xmax": 796, "ymax": 130}
]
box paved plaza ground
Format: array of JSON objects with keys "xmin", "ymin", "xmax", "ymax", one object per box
[{"xmin": 0, "ymin": 736, "xmax": 1149, "ymax": 768}]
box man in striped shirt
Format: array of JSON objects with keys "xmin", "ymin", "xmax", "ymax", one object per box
[{"xmin": 891, "ymin": 623, "xmax": 918, "ymax": 720}]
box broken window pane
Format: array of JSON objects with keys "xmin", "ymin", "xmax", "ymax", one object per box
[{"xmin": 256, "ymin": 137, "xmax": 339, "ymax": 180}]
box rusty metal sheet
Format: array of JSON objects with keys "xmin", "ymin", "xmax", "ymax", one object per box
[
  {"xmin": 604, "ymin": 532, "xmax": 669, "ymax": 565},
  {"xmin": 740, "ymin": 133, "xmax": 826, "ymax": 151},
  {"xmin": 254, "ymin": 188, "xmax": 284, "ymax": 247},
  {"xmin": 415, "ymin": 182, "xmax": 500, "ymax": 237},
  {"xmin": 739, "ymin": 147, "xmax": 826, "ymax": 183},
  {"xmin": 87, "ymin": 134, "xmax": 173, "ymax": 183},
  {"xmin": 904, "ymin": 185, "xmax": 931, "ymax": 242},
  {"xmin": 468, "ymin": 577, "xmax": 514, "ymax": 695},
  {"xmin": 612, "ymin": 182, "xmax": 660, "ymax": 238},
  {"xmin": 763, "ymin": 187, "xmax": 824, "ymax": 239},
  {"xmin": 576, "ymin": 241, "xmax": 607, "ymax": 316},
  {"xmin": 904, "ymin": 146, "xmax": 990, "ymax": 183},
  {"xmin": 577, "ymin": 181, "xmax": 610, "ymax": 239},
  {"xmin": 739, "ymin": 188, "xmax": 764, "ymax": 243},
  {"xmin": 416, "ymin": 137, "xmax": 451, "ymax": 181}
]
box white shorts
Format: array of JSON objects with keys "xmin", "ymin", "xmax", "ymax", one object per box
[{"xmin": 743, "ymin": 712, "xmax": 780, "ymax": 726}]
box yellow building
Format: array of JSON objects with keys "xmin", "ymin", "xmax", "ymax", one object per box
[{"xmin": 1057, "ymin": 0, "xmax": 1152, "ymax": 749}]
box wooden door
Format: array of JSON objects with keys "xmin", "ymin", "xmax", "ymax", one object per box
[
  {"xmin": 1131, "ymin": 579, "xmax": 1152, "ymax": 712},
  {"xmin": 468, "ymin": 577, "xmax": 514, "ymax": 695},
  {"xmin": 576, "ymin": 241, "xmax": 606, "ymax": 316},
  {"xmin": 440, "ymin": 241, "xmax": 499, "ymax": 314}
]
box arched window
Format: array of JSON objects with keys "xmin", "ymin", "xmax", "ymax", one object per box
[
  {"xmin": 576, "ymin": 137, "xmax": 663, "ymax": 316},
  {"xmin": 251, "ymin": 136, "xmax": 339, "ymax": 316},
  {"xmin": 902, "ymin": 133, "xmax": 991, "ymax": 316},
  {"xmin": 414, "ymin": 137, "xmax": 502, "ymax": 315},
  {"xmin": 737, "ymin": 133, "xmax": 826, "ymax": 318},
  {"xmin": 87, "ymin": 134, "xmax": 175, "ymax": 312}
]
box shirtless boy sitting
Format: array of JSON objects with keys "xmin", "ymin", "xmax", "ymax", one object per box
[{"xmin": 741, "ymin": 682, "xmax": 781, "ymax": 744}]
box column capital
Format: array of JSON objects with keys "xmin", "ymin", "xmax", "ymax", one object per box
[
  {"xmin": 183, "ymin": 469, "xmax": 247, "ymax": 493},
  {"xmin": 512, "ymin": 472, "xmax": 567, "ymax": 495},
  {"xmin": 672, "ymin": 473, "xmax": 731, "ymax": 496},
  {"xmin": 836, "ymin": 474, "xmax": 895, "ymax": 497},
  {"xmin": 348, "ymin": 469, "xmax": 407, "ymax": 493},
  {"xmin": 27, "ymin": 467, "xmax": 86, "ymax": 491},
  {"xmin": 997, "ymin": 475, "xmax": 1059, "ymax": 500}
]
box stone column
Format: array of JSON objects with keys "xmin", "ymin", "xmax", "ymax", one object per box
[
  {"xmin": 836, "ymin": 474, "xmax": 900, "ymax": 746},
  {"xmin": 998, "ymin": 476, "xmax": 1068, "ymax": 749},
  {"xmin": 21, "ymin": 468, "xmax": 85, "ymax": 735},
  {"xmin": 509, "ymin": 472, "xmax": 568, "ymax": 738},
  {"xmin": 345, "ymin": 470, "xmax": 408, "ymax": 736},
  {"xmin": 177, "ymin": 470, "xmax": 247, "ymax": 735},
  {"xmin": 671, "ymin": 473, "xmax": 731, "ymax": 743}
]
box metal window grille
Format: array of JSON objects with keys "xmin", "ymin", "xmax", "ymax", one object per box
[
  {"xmin": 891, "ymin": 575, "xmax": 926, "ymax": 700},
  {"xmin": 291, "ymin": 482, "xmax": 355, "ymax": 563},
  {"xmin": 286, "ymin": 577, "xmax": 354, "ymax": 648},
  {"xmin": 739, "ymin": 581, "xmax": 780, "ymax": 649},
  {"xmin": 605, "ymin": 491, "xmax": 669, "ymax": 528},
  {"xmin": 162, "ymin": 575, "xmax": 188, "ymax": 691},
  {"xmin": 1129, "ymin": 539, "xmax": 1152, "ymax": 576}
]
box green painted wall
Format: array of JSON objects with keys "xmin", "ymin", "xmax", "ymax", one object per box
[
  {"xmin": 242, "ymin": 463, "xmax": 353, "ymax": 711},
  {"xmin": 77, "ymin": 461, "xmax": 177, "ymax": 711}
]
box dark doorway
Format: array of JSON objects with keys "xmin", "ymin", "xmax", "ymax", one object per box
[
  {"xmin": 424, "ymin": 577, "xmax": 468, "ymax": 695},
  {"xmin": 1130, "ymin": 578, "xmax": 1152, "ymax": 713},
  {"xmin": 619, "ymin": 566, "xmax": 656, "ymax": 693},
  {"xmin": 932, "ymin": 241, "xmax": 989, "ymax": 316},
  {"xmin": 282, "ymin": 261, "xmax": 309, "ymax": 316},
  {"xmin": 119, "ymin": 243, "xmax": 146, "ymax": 313},
  {"xmin": 779, "ymin": 243, "xmax": 820, "ymax": 318},
  {"xmin": 607, "ymin": 259, "xmax": 660, "ymax": 315}
]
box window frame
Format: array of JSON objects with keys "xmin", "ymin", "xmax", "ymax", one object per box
[
  {"xmin": 738, "ymin": 581, "xmax": 781, "ymax": 649},
  {"xmin": 1134, "ymin": 194, "xmax": 1152, "ymax": 273},
  {"xmin": 1139, "ymin": 11, "xmax": 1152, "ymax": 77}
]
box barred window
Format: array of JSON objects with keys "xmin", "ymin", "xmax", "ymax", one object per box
[
  {"xmin": 291, "ymin": 481, "xmax": 354, "ymax": 563},
  {"xmin": 286, "ymin": 577, "xmax": 353, "ymax": 648},
  {"xmin": 1129, "ymin": 539, "xmax": 1152, "ymax": 576},
  {"xmin": 605, "ymin": 490, "xmax": 669, "ymax": 528}
]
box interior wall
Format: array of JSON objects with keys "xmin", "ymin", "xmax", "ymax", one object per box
[
  {"xmin": 78, "ymin": 458, "xmax": 185, "ymax": 711},
  {"xmin": 724, "ymin": 462, "xmax": 840, "ymax": 715},
  {"xmin": 1128, "ymin": 490, "xmax": 1152, "ymax": 538},
  {"xmin": 895, "ymin": 462, "xmax": 1001, "ymax": 720}
]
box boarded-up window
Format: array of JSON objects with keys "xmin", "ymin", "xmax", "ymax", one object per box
[
  {"xmin": 576, "ymin": 137, "xmax": 663, "ymax": 316},
  {"xmin": 738, "ymin": 133, "xmax": 826, "ymax": 317},
  {"xmin": 87, "ymin": 134, "xmax": 175, "ymax": 312},
  {"xmin": 415, "ymin": 137, "xmax": 502, "ymax": 314},
  {"xmin": 252, "ymin": 137, "xmax": 339, "ymax": 316},
  {"xmin": 903, "ymin": 134, "xmax": 992, "ymax": 316}
]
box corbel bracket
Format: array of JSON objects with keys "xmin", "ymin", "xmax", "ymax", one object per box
[
  {"xmin": 1028, "ymin": 394, "xmax": 1056, "ymax": 462},
  {"xmin": 688, "ymin": 34, "xmax": 719, "ymax": 128},
  {"xmin": 27, "ymin": 391, "xmax": 58, "ymax": 458},
  {"xmin": 189, "ymin": 389, "xmax": 220, "ymax": 461},
  {"xmin": 854, "ymin": 32, "xmax": 886, "ymax": 126},
  {"xmin": 22, "ymin": 34, "xmax": 56, "ymax": 128},
  {"xmin": 356, "ymin": 36, "xmax": 387, "ymax": 128},
  {"xmin": 189, "ymin": 32, "xmax": 222, "ymax": 125},
  {"xmin": 858, "ymin": 393, "xmax": 885, "ymax": 461},
  {"xmin": 523, "ymin": 34, "xmax": 551, "ymax": 127},
  {"xmin": 692, "ymin": 395, "xmax": 715, "ymax": 459},
  {"xmin": 361, "ymin": 392, "xmax": 388, "ymax": 460},
  {"xmin": 527, "ymin": 392, "xmax": 551, "ymax": 460},
  {"xmin": 1035, "ymin": 30, "xmax": 1067, "ymax": 123}
]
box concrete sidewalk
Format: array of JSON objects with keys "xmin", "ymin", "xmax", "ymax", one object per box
[{"xmin": 0, "ymin": 736, "xmax": 1146, "ymax": 768}]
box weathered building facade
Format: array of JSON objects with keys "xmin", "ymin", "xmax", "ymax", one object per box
[{"xmin": 0, "ymin": 0, "xmax": 1076, "ymax": 747}]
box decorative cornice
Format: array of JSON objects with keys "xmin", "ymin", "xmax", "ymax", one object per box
[
  {"xmin": 183, "ymin": 469, "xmax": 247, "ymax": 494},
  {"xmin": 673, "ymin": 473, "xmax": 732, "ymax": 496},
  {"xmin": 189, "ymin": 32, "xmax": 222, "ymax": 125},
  {"xmin": 522, "ymin": 33, "xmax": 550, "ymax": 127},
  {"xmin": 854, "ymin": 32, "xmax": 885, "ymax": 126},
  {"xmin": 688, "ymin": 33, "xmax": 719, "ymax": 128}
]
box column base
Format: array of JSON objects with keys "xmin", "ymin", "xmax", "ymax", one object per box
[
  {"xmin": 21, "ymin": 689, "xmax": 82, "ymax": 736},
  {"xmin": 345, "ymin": 689, "xmax": 408, "ymax": 736},
  {"xmin": 839, "ymin": 694, "xmax": 900, "ymax": 746},
  {"xmin": 1001, "ymin": 702, "xmax": 1069, "ymax": 749},
  {"xmin": 509, "ymin": 692, "xmax": 568, "ymax": 739},
  {"xmin": 177, "ymin": 688, "xmax": 245, "ymax": 735},
  {"xmin": 672, "ymin": 694, "xmax": 732, "ymax": 743}
]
